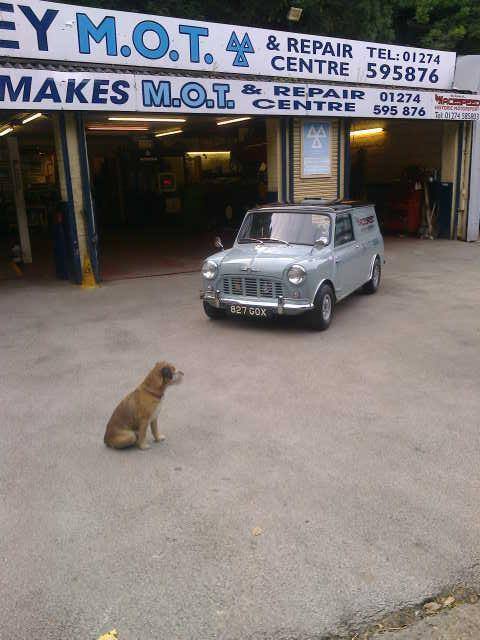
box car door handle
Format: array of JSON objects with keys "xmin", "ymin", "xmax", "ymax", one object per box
[
  {"xmin": 355, "ymin": 243, "xmax": 361, "ymax": 249},
  {"xmin": 335, "ymin": 256, "xmax": 342, "ymax": 263}
]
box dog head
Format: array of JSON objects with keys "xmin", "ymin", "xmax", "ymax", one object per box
[
  {"xmin": 143, "ymin": 362, "xmax": 184, "ymax": 396},
  {"xmin": 155, "ymin": 361, "xmax": 184, "ymax": 387}
]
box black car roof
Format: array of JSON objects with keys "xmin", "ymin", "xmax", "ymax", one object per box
[{"xmin": 250, "ymin": 199, "xmax": 372, "ymax": 215}]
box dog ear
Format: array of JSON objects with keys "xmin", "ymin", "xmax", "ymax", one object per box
[{"xmin": 161, "ymin": 366, "xmax": 173, "ymax": 381}]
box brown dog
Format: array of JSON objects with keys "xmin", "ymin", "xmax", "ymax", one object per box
[{"xmin": 104, "ymin": 362, "xmax": 183, "ymax": 450}]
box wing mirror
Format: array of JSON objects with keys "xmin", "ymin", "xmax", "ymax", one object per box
[
  {"xmin": 214, "ymin": 236, "xmax": 224, "ymax": 250},
  {"xmin": 315, "ymin": 237, "xmax": 329, "ymax": 248}
]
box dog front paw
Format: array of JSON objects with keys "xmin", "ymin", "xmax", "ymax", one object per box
[
  {"xmin": 138, "ymin": 443, "xmax": 151, "ymax": 450},
  {"xmin": 154, "ymin": 435, "xmax": 166, "ymax": 443}
]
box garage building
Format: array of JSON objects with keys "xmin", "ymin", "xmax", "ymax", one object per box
[{"xmin": 0, "ymin": 2, "xmax": 478, "ymax": 284}]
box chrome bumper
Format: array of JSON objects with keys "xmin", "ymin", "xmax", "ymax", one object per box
[{"xmin": 201, "ymin": 290, "xmax": 313, "ymax": 315}]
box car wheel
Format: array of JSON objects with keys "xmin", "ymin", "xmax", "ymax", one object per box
[
  {"xmin": 203, "ymin": 300, "xmax": 225, "ymax": 319},
  {"xmin": 363, "ymin": 257, "xmax": 381, "ymax": 294},
  {"xmin": 309, "ymin": 283, "xmax": 335, "ymax": 331}
]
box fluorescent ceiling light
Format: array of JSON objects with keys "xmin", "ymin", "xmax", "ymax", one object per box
[
  {"xmin": 186, "ymin": 151, "xmax": 230, "ymax": 156},
  {"xmin": 350, "ymin": 127, "xmax": 384, "ymax": 138},
  {"xmin": 87, "ymin": 125, "xmax": 149, "ymax": 131},
  {"xmin": 155, "ymin": 129, "xmax": 183, "ymax": 137},
  {"xmin": 109, "ymin": 116, "xmax": 186, "ymax": 123},
  {"xmin": 287, "ymin": 6, "xmax": 303, "ymax": 21},
  {"xmin": 217, "ymin": 116, "xmax": 252, "ymax": 126},
  {"xmin": 22, "ymin": 112, "xmax": 43, "ymax": 124},
  {"xmin": 0, "ymin": 126, "xmax": 13, "ymax": 136}
]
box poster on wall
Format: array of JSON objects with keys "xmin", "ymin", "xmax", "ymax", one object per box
[
  {"xmin": 301, "ymin": 121, "xmax": 331, "ymax": 177},
  {"xmin": 0, "ymin": 0, "xmax": 456, "ymax": 89}
]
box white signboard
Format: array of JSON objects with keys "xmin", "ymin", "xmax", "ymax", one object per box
[
  {"xmin": 0, "ymin": 0, "xmax": 456, "ymax": 89},
  {"xmin": 0, "ymin": 68, "xmax": 478, "ymax": 121}
]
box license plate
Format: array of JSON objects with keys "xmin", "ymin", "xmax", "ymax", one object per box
[{"xmin": 229, "ymin": 304, "xmax": 268, "ymax": 318}]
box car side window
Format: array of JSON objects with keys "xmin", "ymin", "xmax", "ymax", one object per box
[{"xmin": 335, "ymin": 214, "xmax": 354, "ymax": 247}]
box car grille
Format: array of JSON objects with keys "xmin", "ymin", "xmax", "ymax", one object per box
[{"xmin": 223, "ymin": 276, "xmax": 283, "ymax": 298}]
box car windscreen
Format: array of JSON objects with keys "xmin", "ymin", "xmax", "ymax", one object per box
[{"xmin": 238, "ymin": 210, "xmax": 331, "ymax": 246}]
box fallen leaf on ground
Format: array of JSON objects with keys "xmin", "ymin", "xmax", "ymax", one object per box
[
  {"xmin": 423, "ymin": 601, "xmax": 442, "ymax": 614},
  {"xmin": 98, "ymin": 630, "xmax": 118, "ymax": 640},
  {"xmin": 251, "ymin": 527, "xmax": 263, "ymax": 536},
  {"xmin": 441, "ymin": 596, "xmax": 456, "ymax": 607}
]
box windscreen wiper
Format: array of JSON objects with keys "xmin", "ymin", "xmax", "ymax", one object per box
[
  {"xmin": 240, "ymin": 237, "xmax": 264, "ymax": 244},
  {"xmin": 259, "ymin": 237, "xmax": 290, "ymax": 245}
]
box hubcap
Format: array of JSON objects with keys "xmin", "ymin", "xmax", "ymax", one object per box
[{"xmin": 322, "ymin": 294, "xmax": 332, "ymax": 321}]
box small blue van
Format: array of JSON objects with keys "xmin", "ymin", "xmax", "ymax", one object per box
[{"xmin": 201, "ymin": 200, "xmax": 384, "ymax": 330}]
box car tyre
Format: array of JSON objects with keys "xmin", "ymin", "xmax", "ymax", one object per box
[
  {"xmin": 203, "ymin": 300, "xmax": 225, "ymax": 319},
  {"xmin": 363, "ymin": 256, "xmax": 381, "ymax": 294},
  {"xmin": 309, "ymin": 283, "xmax": 335, "ymax": 331}
]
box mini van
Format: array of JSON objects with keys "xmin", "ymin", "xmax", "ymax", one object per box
[{"xmin": 200, "ymin": 200, "xmax": 384, "ymax": 330}]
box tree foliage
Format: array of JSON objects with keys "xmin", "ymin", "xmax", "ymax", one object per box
[
  {"xmin": 394, "ymin": 0, "xmax": 480, "ymax": 52},
  {"xmin": 60, "ymin": 0, "xmax": 480, "ymax": 53}
]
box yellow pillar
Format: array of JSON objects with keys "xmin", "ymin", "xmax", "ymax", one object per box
[{"xmin": 52, "ymin": 113, "xmax": 96, "ymax": 286}]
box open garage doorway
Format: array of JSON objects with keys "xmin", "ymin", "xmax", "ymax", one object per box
[
  {"xmin": 348, "ymin": 119, "xmax": 459, "ymax": 239},
  {"xmin": 85, "ymin": 114, "xmax": 268, "ymax": 281},
  {"xmin": 0, "ymin": 112, "xmax": 63, "ymax": 281}
]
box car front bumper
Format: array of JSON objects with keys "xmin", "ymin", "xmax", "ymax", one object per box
[{"xmin": 201, "ymin": 290, "xmax": 313, "ymax": 315}]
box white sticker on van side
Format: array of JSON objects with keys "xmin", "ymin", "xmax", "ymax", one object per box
[
  {"xmin": 356, "ymin": 214, "xmax": 376, "ymax": 233},
  {"xmin": 357, "ymin": 214, "xmax": 375, "ymax": 226}
]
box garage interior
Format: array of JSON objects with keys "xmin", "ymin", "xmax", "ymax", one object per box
[
  {"xmin": 87, "ymin": 113, "xmax": 267, "ymax": 280},
  {"xmin": 0, "ymin": 112, "xmax": 62, "ymax": 280},
  {"xmin": 0, "ymin": 112, "xmax": 268, "ymax": 281},
  {"xmin": 0, "ymin": 112, "xmax": 464, "ymax": 284},
  {"xmin": 348, "ymin": 118, "xmax": 459, "ymax": 239}
]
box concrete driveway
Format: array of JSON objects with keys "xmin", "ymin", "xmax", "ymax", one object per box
[{"xmin": 1, "ymin": 238, "xmax": 479, "ymax": 640}]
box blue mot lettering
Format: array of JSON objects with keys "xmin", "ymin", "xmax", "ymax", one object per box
[
  {"xmin": 212, "ymin": 83, "xmax": 231, "ymax": 108},
  {"xmin": 77, "ymin": 13, "xmax": 117, "ymax": 56},
  {"xmin": 0, "ymin": 74, "xmax": 31, "ymax": 101},
  {"xmin": 132, "ymin": 20, "xmax": 169, "ymax": 60},
  {"xmin": 178, "ymin": 24, "xmax": 208, "ymax": 63},
  {"xmin": 142, "ymin": 80, "xmax": 171, "ymax": 107},
  {"xmin": 18, "ymin": 5, "xmax": 58, "ymax": 51},
  {"xmin": 180, "ymin": 82, "xmax": 206, "ymax": 108}
]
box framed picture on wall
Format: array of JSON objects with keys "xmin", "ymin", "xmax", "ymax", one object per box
[{"xmin": 301, "ymin": 120, "xmax": 332, "ymax": 178}]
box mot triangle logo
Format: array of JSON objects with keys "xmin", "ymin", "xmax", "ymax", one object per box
[
  {"xmin": 226, "ymin": 31, "xmax": 255, "ymax": 67},
  {"xmin": 306, "ymin": 124, "xmax": 328, "ymax": 149}
]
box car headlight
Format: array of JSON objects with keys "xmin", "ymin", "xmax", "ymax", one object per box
[
  {"xmin": 287, "ymin": 264, "xmax": 306, "ymax": 285},
  {"xmin": 202, "ymin": 260, "xmax": 218, "ymax": 280}
]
